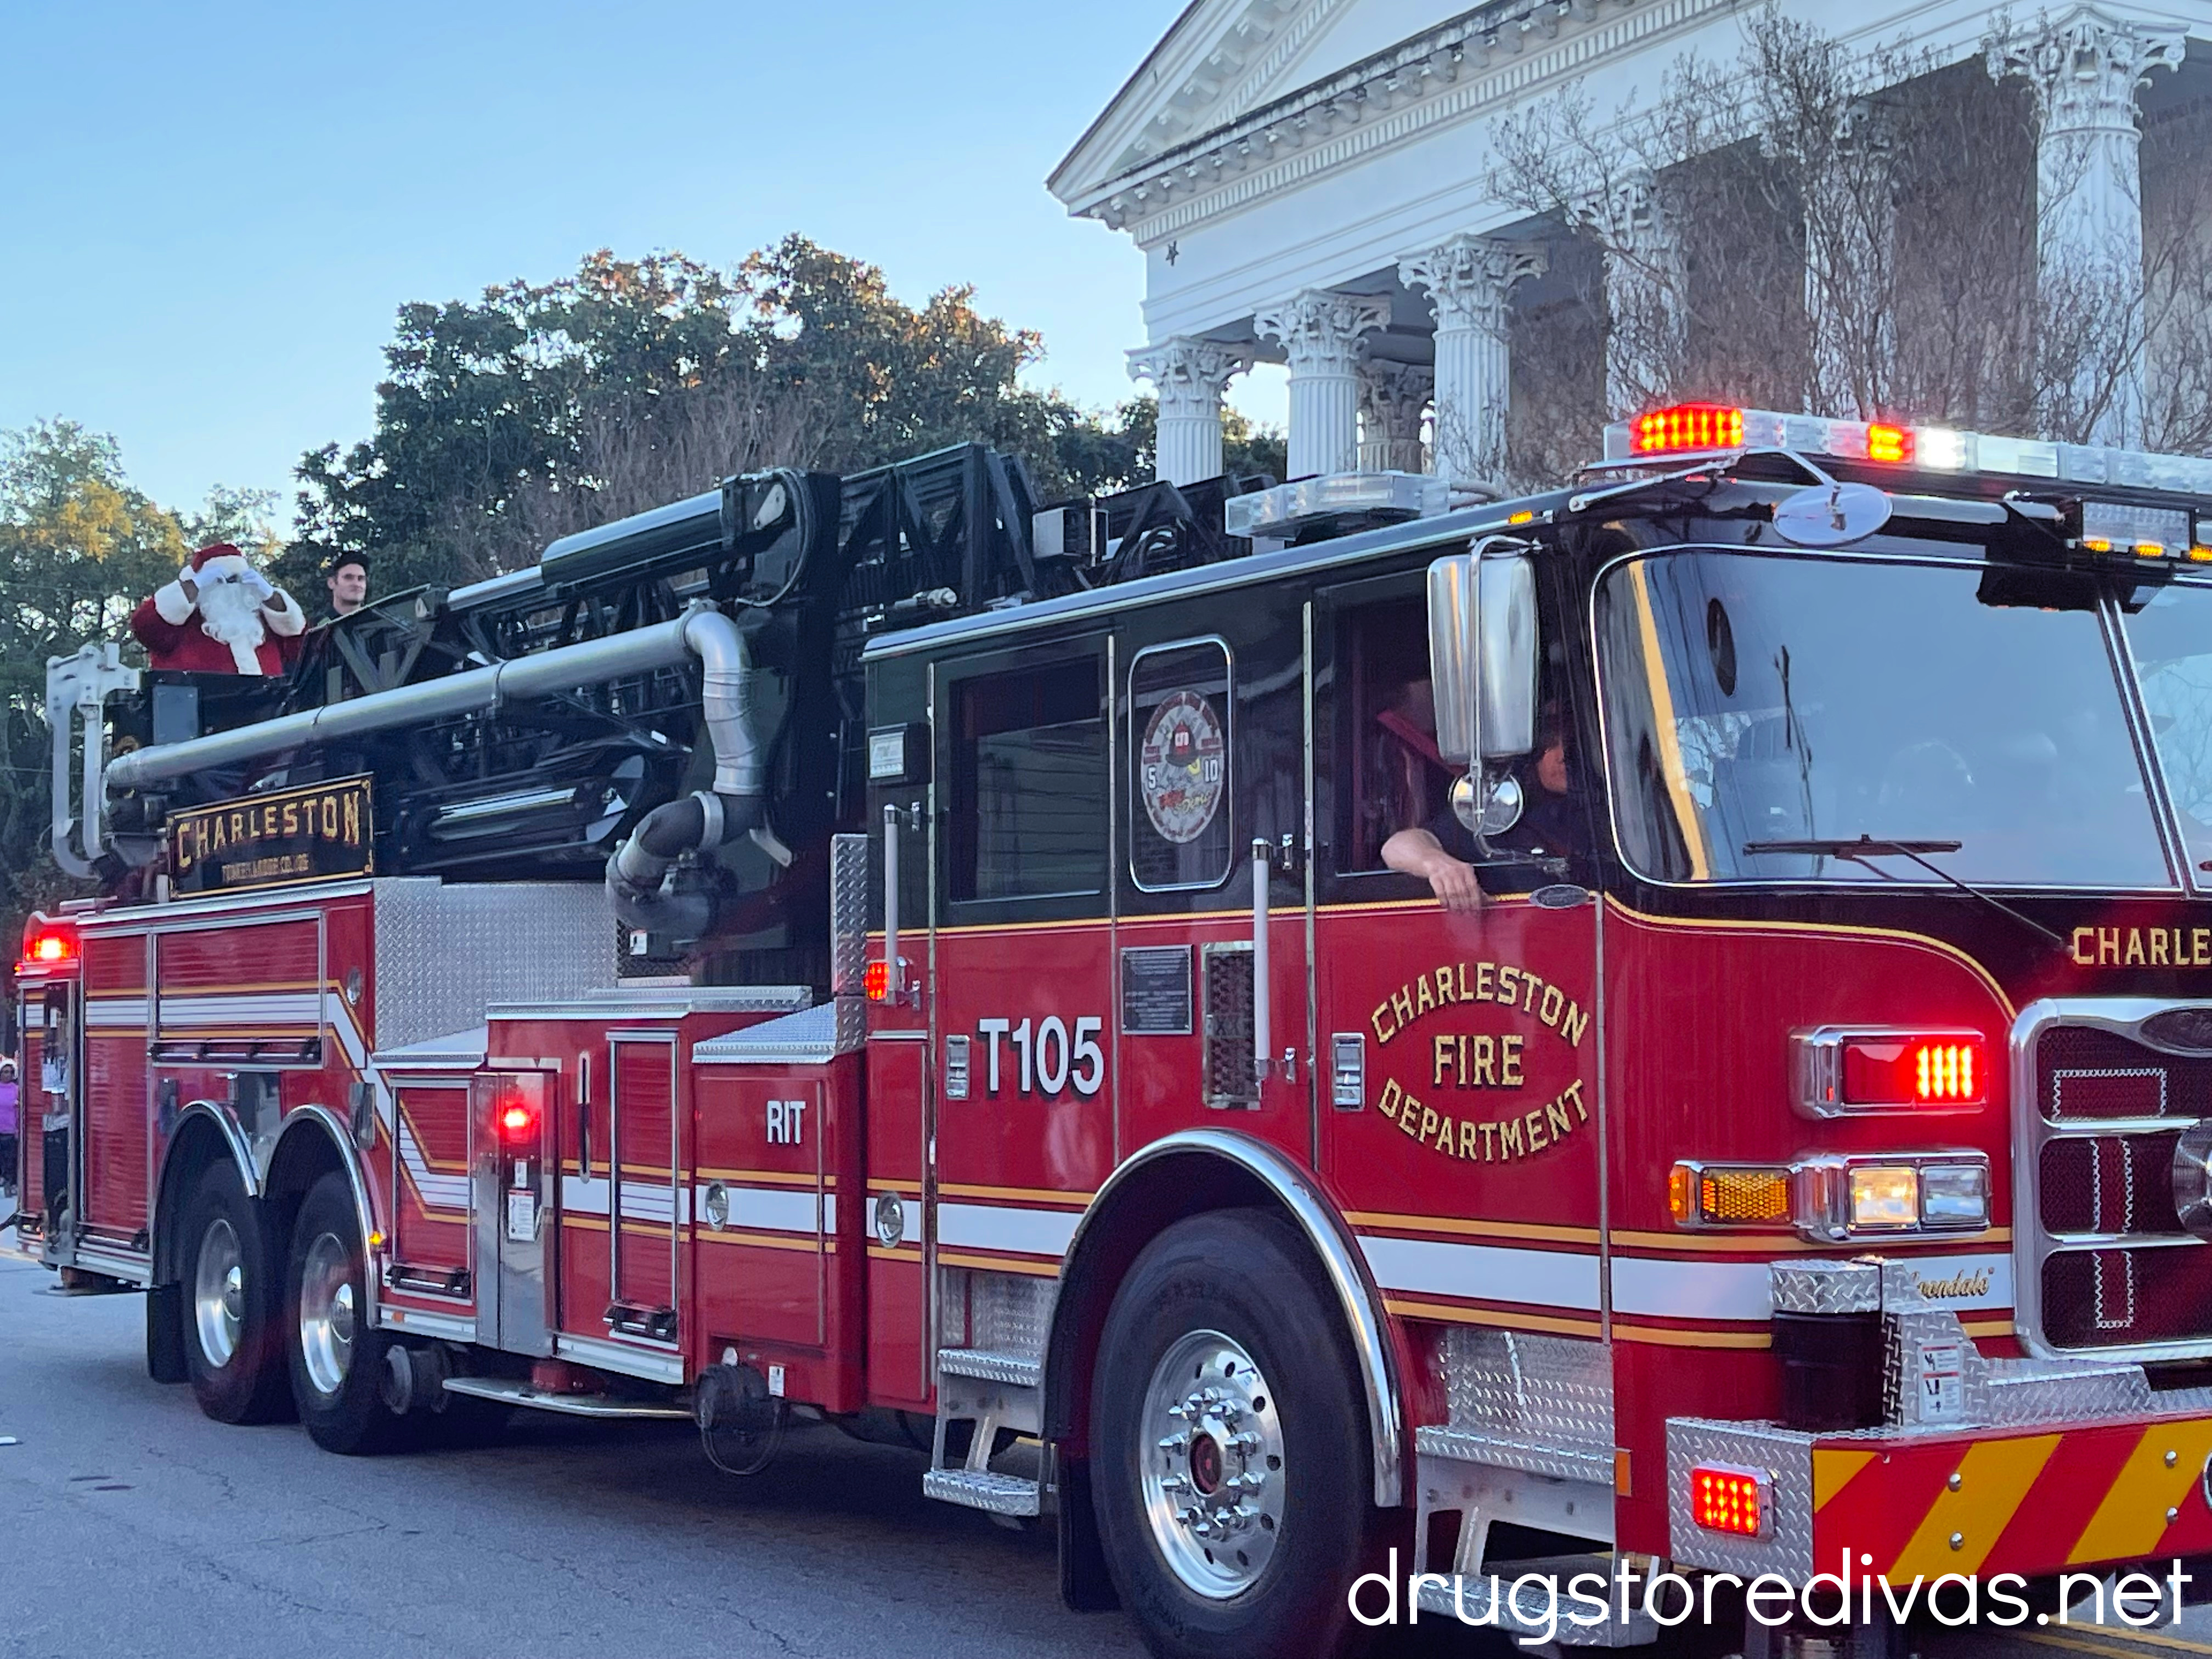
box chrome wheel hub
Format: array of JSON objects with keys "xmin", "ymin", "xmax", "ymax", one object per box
[
  {"xmin": 192, "ymin": 1216, "xmax": 243, "ymax": 1368},
  {"xmin": 1139, "ymin": 1330, "xmax": 1286, "ymax": 1598},
  {"xmin": 298, "ymin": 1231, "xmax": 356, "ymax": 1397}
]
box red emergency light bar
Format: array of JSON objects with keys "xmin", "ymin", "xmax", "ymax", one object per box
[{"xmin": 1602, "ymin": 404, "xmax": 2212, "ymax": 518}]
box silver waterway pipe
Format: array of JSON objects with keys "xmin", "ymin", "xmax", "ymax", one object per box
[
  {"xmin": 104, "ymin": 611, "xmax": 707, "ymax": 793},
  {"xmin": 603, "ymin": 608, "xmax": 766, "ymax": 943},
  {"xmin": 98, "ymin": 603, "xmax": 768, "ymax": 944}
]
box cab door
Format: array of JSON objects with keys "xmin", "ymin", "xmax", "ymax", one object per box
[
  {"xmin": 928, "ymin": 634, "xmax": 1116, "ymax": 1283},
  {"xmin": 1117, "ymin": 588, "xmax": 1313, "ymax": 1167},
  {"xmin": 1312, "ymin": 567, "xmax": 1604, "ymax": 1332}
]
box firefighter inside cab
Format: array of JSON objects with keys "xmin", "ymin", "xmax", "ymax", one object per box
[{"xmin": 1381, "ymin": 690, "xmax": 1584, "ymax": 911}]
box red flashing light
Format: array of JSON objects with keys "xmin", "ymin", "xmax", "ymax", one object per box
[
  {"xmin": 498, "ymin": 1101, "xmax": 535, "ymax": 1139},
  {"xmin": 1839, "ymin": 1034, "xmax": 1987, "ymax": 1108},
  {"xmin": 1866, "ymin": 422, "xmax": 1912, "ymax": 464},
  {"xmin": 864, "ymin": 959, "xmax": 890, "ymax": 1002},
  {"xmin": 1690, "ymin": 1465, "xmax": 1766, "ymax": 1537},
  {"xmin": 1631, "ymin": 404, "xmax": 1744, "ymax": 456},
  {"xmin": 21, "ymin": 928, "xmax": 74, "ymax": 968}
]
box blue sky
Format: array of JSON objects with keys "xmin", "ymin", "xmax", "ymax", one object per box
[{"xmin": 0, "ymin": 0, "xmax": 1269, "ymax": 524}]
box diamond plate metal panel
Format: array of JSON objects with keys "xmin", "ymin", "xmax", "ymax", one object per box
[
  {"xmin": 373, "ymin": 879, "xmax": 616, "ymax": 1051},
  {"xmin": 1882, "ymin": 1296, "xmax": 2153, "ymax": 1429},
  {"xmin": 690, "ymin": 999, "xmax": 862, "ymax": 1065},
  {"xmin": 830, "ymin": 832, "xmax": 868, "ymax": 998},
  {"xmin": 920, "ymin": 1469, "xmax": 1042, "ymax": 1515},
  {"xmin": 936, "ymin": 1348, "xmax": 1044, "ymax": 1387},
  {"xmin": 970, "ymin": 1269, "xmax": 1056, "ymax": 1359},
  {"xmin": 1980, "ymin": 1358, "xmax": 2150, "ymax": 1425},
  {"xmin": 1666, "ymin": 1418, "xmax": 1817, "ymax": 1580},
  {"xmin": 1415, "ymin": 1425, "xmax": 1616, "ymax": 1486},
  {"xmin": 1771, "ymin": 1257, "xmax": 1882, "ymax": 1315},
  {"xmin": 1443, "ymin": 1327, "xmax": 1615, "ymax": 1452}
]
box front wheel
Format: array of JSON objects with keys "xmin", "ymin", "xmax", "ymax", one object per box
[
  {"xmin": 285, "ymin": 1172, "xmax": 405, "ymax": 1454},
  {"xmin": 1091, "ymin": 1209, "xmax": 1390, "ymax": 1659},
  {"xmin": 180, "ymin": 1159, "xmax": 291, "ymax": 1424}
]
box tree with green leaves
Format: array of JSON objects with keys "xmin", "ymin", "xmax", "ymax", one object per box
[
  {"xmin": 289, "ymin": 239, "xmax": 1194, "ymax": 596},
  {"xmin": 0, "ymin": 421, "xmax": 191, "ymax": 949}
]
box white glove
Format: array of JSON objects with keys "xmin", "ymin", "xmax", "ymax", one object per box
[{"xmin": 240, "ymin": 567, "xmax": 275, "ymax": 603}]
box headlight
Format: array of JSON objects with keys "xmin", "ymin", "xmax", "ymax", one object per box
[{"xmin": 1849, "ymin": 1165, "xmax": 1920, "ymax": 1229}]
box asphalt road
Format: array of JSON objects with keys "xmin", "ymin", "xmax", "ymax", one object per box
[{"xmin": 6, "ymin": 1236, "xmax": 2212, "ymax": 1659}]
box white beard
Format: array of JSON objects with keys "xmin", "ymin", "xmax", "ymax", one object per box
[{"xmin": 196, "ymin": 569, "xmax": 269, "ymax": 674}]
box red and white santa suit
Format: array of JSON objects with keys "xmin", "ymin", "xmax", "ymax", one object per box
[{"xmin": 129, "ymin": 543, "xmax": 308, "ymax": 675}]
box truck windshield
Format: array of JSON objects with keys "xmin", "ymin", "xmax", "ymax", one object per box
[
  {"xmin": 1594, "ymin": 548, "xmax": 2172, "ymax": 888},
  {"xmin": 2118, "ymin": 579, "xmax": 2212, "ymax": 877}
]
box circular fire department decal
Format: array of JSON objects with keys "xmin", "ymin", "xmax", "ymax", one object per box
[{"xmin": 1139, "ymin": 690, "xmax": 1227, "ymax": 844}]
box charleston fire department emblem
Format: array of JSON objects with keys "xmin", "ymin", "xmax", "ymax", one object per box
[{"xmin": 1139, "ymin": 691, "xmax": 1226, "ymax": 844}]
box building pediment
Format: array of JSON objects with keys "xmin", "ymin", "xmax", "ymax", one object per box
[{"xmin": 1052, "ymin": 0, "xmax": 1406, "ymax": 206}]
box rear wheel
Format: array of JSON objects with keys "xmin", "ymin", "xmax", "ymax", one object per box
[
  {"xmin": 180, "ymin": 1159, "xmax": 291, "ymax": 1424},
  {"xmin": 285, "ymin": 1172, "xmax": 407, "ymax": 1454},
  {"xmin": 1091, "ymin": 1209, "xmax": 1388, "ymax": 1659}
]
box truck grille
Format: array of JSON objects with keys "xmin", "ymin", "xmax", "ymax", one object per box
[{"xmin": 2017, "ymin": 1006, "xmax": 2212, "ymax": 1359}]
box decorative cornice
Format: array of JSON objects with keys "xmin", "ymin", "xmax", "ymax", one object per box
[
  {"xmin": 1128, "ymin": 336, "xmax": 1256, "ymax": 412},
  {"xmin": 1400, "ymin": 234, "xmax": 1548, "ymax": 335},
  {"xmin": 1079, "ymin": 0, "xmax": 1735, "ymax": 246},
  {"xmin": 1253, "ymin": 288, "xmax": 1393, "ymax": 373},
  {"xmin": 1986, "ymin": 6, "xmax": 2185, "ymax": 135}
]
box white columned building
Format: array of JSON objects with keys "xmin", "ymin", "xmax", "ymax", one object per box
[
  {"xmin": 1989, "ymin": 7, "xmax": 2186, "ymax": 444},
  {"xmin": 1050, "ymin": 0, "xmax": 2212, "ymax": 488},
  {"xmin": 1128, "ymin": 337, "xmax": 1255, "ymax": 486},
  {"xmin": 1357, "ymin": 359, "xmax": 1433, "ymax": 473},
  {"xmin": 1400, "ymin": 235, "xmax": 1544, "ymax": 492},
  {"xmin": 1253, "ymin": 289, "xmax": 1392, "ymax": 478}
]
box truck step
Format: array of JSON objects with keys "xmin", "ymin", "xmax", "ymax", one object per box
[
  {"xmin": 1414, "ymin": 1555, "xmax": 1657, "ymax": 1646},
  {"xmin": 936, "ymin": 1347, "xmax": 1042, "ymax": 1387},
  {"xmin": 442, "ymin": 1376, "xmax": 691, "ymax": 1420},
  {"xmin": 921, "ymin": 1469, "xmax": 1042, "ymax": 1516},
  {"xmin": 1417, "ymin": 1424, "xmax": 1618, "ymax": 1486}
]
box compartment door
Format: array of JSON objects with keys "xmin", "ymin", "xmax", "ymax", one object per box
[
  {"xmin": 608, "ymin": 1034, "xmax": 680, "ymax": 1342},
  {"xmin": 470, "ymin": 1071, "xmax": 552, "ymax": 1356}
]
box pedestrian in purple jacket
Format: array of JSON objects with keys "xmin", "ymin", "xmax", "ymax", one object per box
[{"xmin": 0, "ymin": 1059, "xmax": 18, "ymax": 1197}]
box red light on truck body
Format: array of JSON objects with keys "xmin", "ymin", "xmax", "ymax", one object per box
[
  {"xmin": 20, "ymin": 926, "xmax": 74, "ymax": 969},
  {"xmin": 864, "ymin": 960, "xmax": 890, "ymax": 1001},
  {"xmin": 1839, "ymin": 1035, "xmax": 1986, "ymax": 1108},
  {"xmin": 1631, "ymin": 404, "xmax": 1744, "ymax": 455},
  {"xmin": 1795, "ymin": 1026, "xmax": 1988, "ymax": 1116},
  {"xmin": 498, "ymin": 1101, "xmax": 535, "ymax": 1139},
  {"xmin": 1690, "ymin": 1465, "xmax": 1768, "ymax": 1536}
]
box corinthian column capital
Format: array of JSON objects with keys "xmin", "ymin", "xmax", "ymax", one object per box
[
  {"xmin": 1252, "ymin": 289, "xmax": 1393, "ymax": 376},
  {"xmin": 1987, "ymin": 7, "xmax": 2184, "ymax": 134},
  {"xmin": 1127, "ymin": 337, "xmax": 1254, "ymax": 410},
  {"xmin": 1398, "ymin": 235, "xmax": 1548, "ymax": 338}
]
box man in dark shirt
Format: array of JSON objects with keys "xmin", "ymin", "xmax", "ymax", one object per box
[{"xmin": 1382, "ymin": 718, "xmax": 1580, "ymax": 913}]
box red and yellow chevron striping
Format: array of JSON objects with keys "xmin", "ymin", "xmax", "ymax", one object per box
[{"xmin": 1811, "ymin": 1415, "xmax": 2212, "ymax": 1583}]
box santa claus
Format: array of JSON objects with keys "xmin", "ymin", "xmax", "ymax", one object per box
[{"xmin": 129, "ymin": 543, "xmax": 308, "ymax": 675}]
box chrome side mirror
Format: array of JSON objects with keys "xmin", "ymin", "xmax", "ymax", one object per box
[{"xmin": 1427, "ymin": 542, "xmax": 1538, "ymax": 848}]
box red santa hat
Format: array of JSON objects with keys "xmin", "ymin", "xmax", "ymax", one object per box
[{"xmin": 190, "ymin": 541, "xmax": 245, "ymax": 569}]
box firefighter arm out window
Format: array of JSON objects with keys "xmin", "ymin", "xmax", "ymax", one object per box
[
  {"xmin": 951, "ymin": 657, "xmax": 1107, "ymax": 902},
  {"xmin": 1343, "ymin": 596, "xmax": 1582, "ymax": 909},
  {"xmin": 1594, "ymin": 548, "xmax": 2169, "ymax": 888}
]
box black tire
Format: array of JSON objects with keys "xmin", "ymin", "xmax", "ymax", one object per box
[
  {"xmin": 179, "ymin": 1159, "xmax": 292, "ymax": 1424},
  {"xmin": 1090, "ymin": 1208, "xmax": 1390, "ymax": 1659},
  {"xmin": 284, "ymin": 1171, "xmax": 407, "ymax": 1454}
]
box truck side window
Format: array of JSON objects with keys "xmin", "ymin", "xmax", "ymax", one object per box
[
  {"xmin": 1128, "ymin": 639, "xmax": 1233, "ymax": 891},
  {"xmin": 950, "ymin": 657, "xmax": 1106, "ymax": 901},
  {"xmin": 1338, "ymin": 597, "xmax": 1445, "ymax": 873}
]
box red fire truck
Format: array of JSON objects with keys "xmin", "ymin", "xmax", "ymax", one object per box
[{"xmin": 18, "ymin": 409, "xmax": 2212, "ymax": 1655}]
